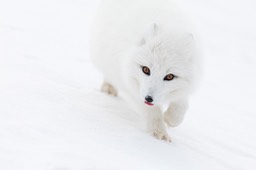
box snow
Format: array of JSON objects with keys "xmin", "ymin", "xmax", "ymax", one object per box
[{"xmin": 1, "ymin": 0, "xmax": 256, "ymax": 169}]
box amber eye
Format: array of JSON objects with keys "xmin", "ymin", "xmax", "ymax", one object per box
[
  {"xmin": 142, "ymin": 66, "xmax": 150, "ymax": 75},
  {"xmin": 164, "ymin": 74, "xmax": 175, "ymax": 81}
]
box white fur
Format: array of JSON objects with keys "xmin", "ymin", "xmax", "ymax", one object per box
[{"xmin": 90, "ymin": 0, "xmax": 199, "ymax": 142}]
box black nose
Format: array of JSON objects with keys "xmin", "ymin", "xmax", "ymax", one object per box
[{"xmin": 145, "ymin": 95, "xmax": 153, "ymax": 103}]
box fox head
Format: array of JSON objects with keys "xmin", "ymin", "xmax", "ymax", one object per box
[{"xmin": 123, "ymin": 24, "xmax": 197, "ymax": 107}]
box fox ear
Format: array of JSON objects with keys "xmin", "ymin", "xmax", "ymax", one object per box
[
  {"xmin": 179, "ymin": 33, "xmax": 194, "ymax": 47},
  {"xmin": 177, "ymin": 33, "xmax": 196, "ymax": 57},
  {"xmin": 139, "ymin": 23, "xmax": 159, "ymax": 46}
]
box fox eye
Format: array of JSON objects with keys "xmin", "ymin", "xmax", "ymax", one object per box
[
  {"xmin": 142, "ymin": 66, "xmax": 150, "ymax": 75},
  {"xmin": 164, "ymin": 74, "xmax": 175, "ymax": 81}
]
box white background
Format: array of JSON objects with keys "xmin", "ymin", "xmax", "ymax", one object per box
[{"xmin": 0, "ymin": 0, "xmax": 256, "ymax": 169}]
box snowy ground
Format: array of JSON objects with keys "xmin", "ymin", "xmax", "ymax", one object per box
[{"xmin": 1, "ymin": 0, "xmax": 256, "ymax": 169}]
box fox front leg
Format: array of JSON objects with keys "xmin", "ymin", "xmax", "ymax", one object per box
[
  {"xmin": 146, "ymin": 106, "xmax": 171, "ymax": 142},
  {"xmin": 164, "ymin": 100, "xmax": 188, "ymax": 127}
]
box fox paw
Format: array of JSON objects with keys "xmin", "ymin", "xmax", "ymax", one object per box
[
  {"xmin": 153, "ymin": 129, "xmax": 171, "ymax": 142},
  {"xmin": 101, "ymin": 82, "xmax": 118, "ymax": 96}
]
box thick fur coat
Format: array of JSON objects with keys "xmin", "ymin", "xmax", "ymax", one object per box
[{"xmin": 90, "ymin": 0, "xmax": 199, "ymax": 141}]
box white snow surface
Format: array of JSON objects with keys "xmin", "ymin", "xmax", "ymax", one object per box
[{"xmin": 1, "ymin": 0, "xmax": 256, "ymax": 169}]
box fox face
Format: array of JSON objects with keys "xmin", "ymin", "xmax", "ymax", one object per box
[{"xmin": 124, "ymin": 25, "xmax": 196, "ymax": 107}]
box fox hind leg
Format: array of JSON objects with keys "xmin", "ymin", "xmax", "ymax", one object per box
[{"xmin": 101, "ymin": 81, "xmax": 118, "ymax": 96}]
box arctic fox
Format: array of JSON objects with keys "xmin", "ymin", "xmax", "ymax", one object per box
[{"xmin": 90, "ymin": 0, "xmax": 199, "ymax": 142}]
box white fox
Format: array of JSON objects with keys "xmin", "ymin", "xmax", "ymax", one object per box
[{"xmin": 90, "ymin": 0, "xmax": 199, "ymax": 142}]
